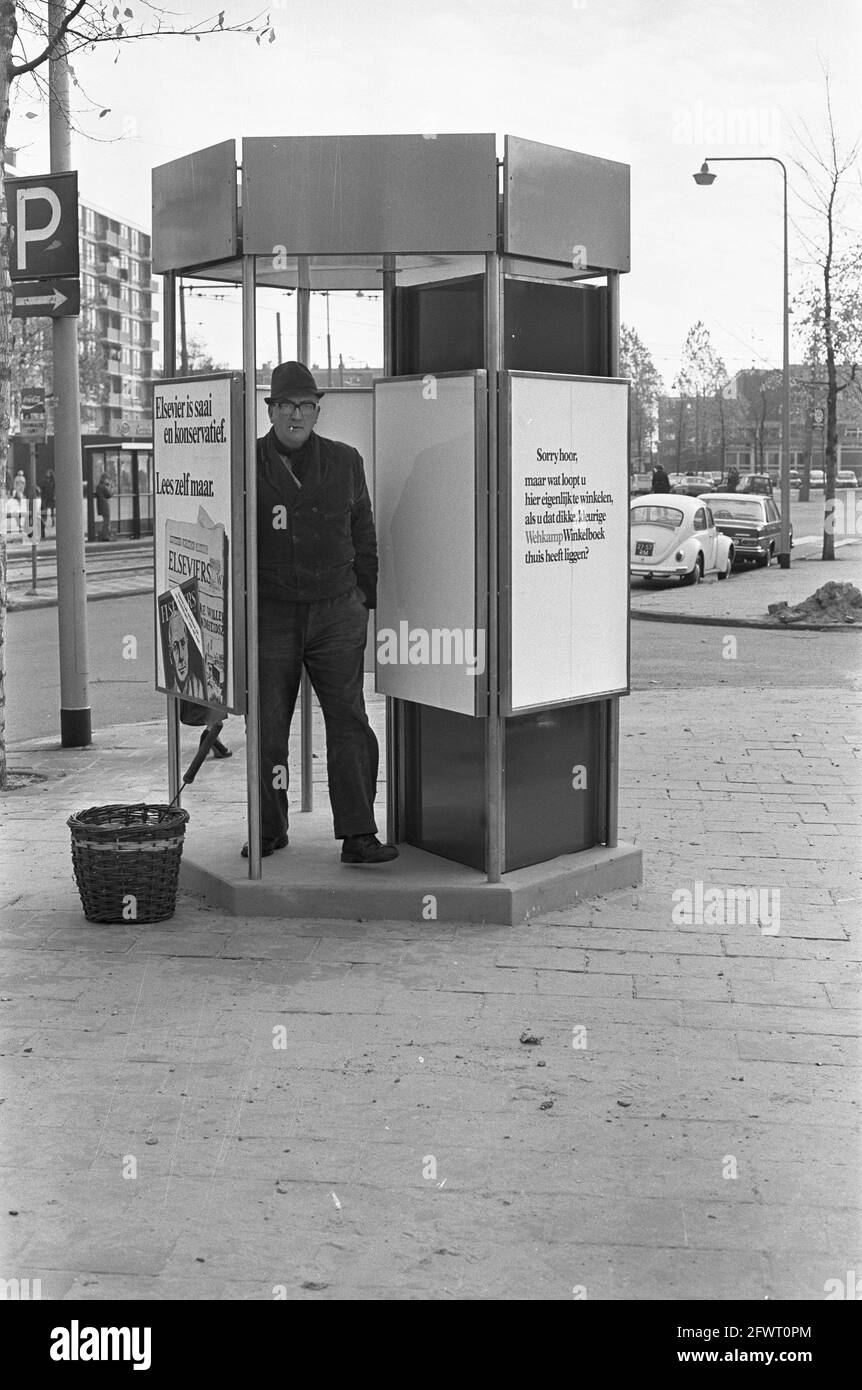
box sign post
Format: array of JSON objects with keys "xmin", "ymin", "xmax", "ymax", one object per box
[
  {"xmin": 45, "ymin": 22, "xmax": 89, "ymax": 744},
  {"xmin": 20, "ymin": 387, "xmax": 46, "ymax": 443},
  {"xmin": 3, "ymin": 15, "xmax": 89, "ymax": 745}
]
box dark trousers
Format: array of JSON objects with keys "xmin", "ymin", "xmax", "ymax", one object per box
[{"xmin": 258, "ymin": 589, "xmax": 378, "ymax": 841}]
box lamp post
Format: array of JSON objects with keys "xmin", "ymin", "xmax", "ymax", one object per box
[{"xmin": 693, "ymin": 158, "xmax": 791, "ymax": 568}]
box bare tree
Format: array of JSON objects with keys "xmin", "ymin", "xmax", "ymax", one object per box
[
  {"xmin": 679, "ymin": 320, "xmax": 730, "ymax": 472},
  {"xmin": 790, "ymin": 69, "xmax": 861, "ymax": 559},
  {"xmin": 620, "ymin": 323, "xmax": 662, "ymax": 474},
  {"xmin": 0, "ymin": 1, "xmax": 273, "ymax": 786},
  {"xmin": 671, "ymin": 371, "xmax": 690, "ymax": 472}
]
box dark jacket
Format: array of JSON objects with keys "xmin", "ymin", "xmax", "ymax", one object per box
[
  {"xmin": 651, "ymin": 467, "xmax": 672, "ymax": 494},
  {"xmin": 94, "ymin": 478, "xmax": 112, "ymax": 515},
  {"xmin": 256, "ymin": 428, "xmax": 378, "ymax": 607}
]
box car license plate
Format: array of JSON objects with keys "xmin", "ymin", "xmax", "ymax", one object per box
[{"xmin": 635, "ymin": 540, "xmax": 654, "ymax": 557}]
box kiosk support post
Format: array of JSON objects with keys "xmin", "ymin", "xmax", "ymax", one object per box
[
  {"xmin": 243, "ymin": 255, "xmax": 263, "ymax": 878},
  {"xmin": 605, "ymin": 269, "xmax": 622, "ymax": 848},
  {"xmin": 297, "ymin": 256, "xmax": 314, "ymax": 814},
  {"xmin": 163, "ymin": 269, "xmax": 182, "ymax": 806},
  {"xmin": 382, "ymin": 253, "xmax": 400, "ymax": 847},
  {"xmin": 484, "ymin": 251, "xmax": 505, "ymax": 883}
]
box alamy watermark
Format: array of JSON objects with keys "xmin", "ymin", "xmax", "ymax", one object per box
[
  {"xmin": 377, "ymin": 623, "xmax": 485, "ymax": 677},
  {"xmin": 672, "ymin": 101, "xmax": 782, "ymax": 147},
  {"xmin": 672, "ymin": 880, "xmax": 780, "ymax": 934}
]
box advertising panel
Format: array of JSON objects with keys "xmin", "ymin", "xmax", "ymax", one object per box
[
  {"xmin": 504, "ymin": 372, "xmax": 629, "ymax": 713},
  {"xmin": 374, "ymin": 372, "xmax": 486, "ymax": 716},
  {"xmin": 153, "ymin": 373, "xmax": 245, "ymax": 713}
]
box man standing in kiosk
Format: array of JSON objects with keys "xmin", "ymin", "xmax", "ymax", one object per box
[{"xmin": 246, "ymin": 361, "xmax": 398, "ymax": 865}]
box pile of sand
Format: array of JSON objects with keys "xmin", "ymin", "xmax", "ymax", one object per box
[{"xmin": 768, "ymin": 581, "xmax": 862, "ymax": 625}]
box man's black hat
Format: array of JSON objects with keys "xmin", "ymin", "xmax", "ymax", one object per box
[{"xmin": 265, "ymin": 361, "xmax": 323, "ymax": 404}]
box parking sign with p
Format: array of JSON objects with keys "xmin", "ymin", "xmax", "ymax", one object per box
[{"xmin": 4, "ymin": 171, "xmax": 79, "ymax": 281}]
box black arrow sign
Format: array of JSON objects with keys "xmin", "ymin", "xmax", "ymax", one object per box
[{"xmin": 12, "ymin": 277, "xmax": 81, "ymax": 318}]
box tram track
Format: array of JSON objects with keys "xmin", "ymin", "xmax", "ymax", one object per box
[{"xmin": 5, "ymin": 541, "xmax": 154, "ymax": 589}]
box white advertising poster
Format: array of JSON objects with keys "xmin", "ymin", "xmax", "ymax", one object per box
[
  {"xmin": 507, "ymin": 373, "xmax": 629, "ymax": 712},
  {"xmin": 153, "ymin": 374, "xmax": 242, "ymax": 712},
  {"xmin": 374, "ymin": 373, "xmax": 485, "ymax": 716}
]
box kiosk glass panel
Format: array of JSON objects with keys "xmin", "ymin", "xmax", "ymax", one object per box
[{"xmin": 394, "ymin": 276, "xmax": 485, "ymax": 376}]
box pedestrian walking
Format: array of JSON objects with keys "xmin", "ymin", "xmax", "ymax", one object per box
[
  {"xmin": 11, "ymin": 470, "xmax": 27, "ymax": 535},
  {"xmin": 95, "ymin": 471, "xmax": 113, "ymax": 541},
  {"xmin": 651, "ymin": 464, "xmax": 672, "ymax": 494},
  {"xmin": 41, "ymin": 469, "xmax": 55, "ymax": 537},
  {"xmin": 249, "ymin": 361, "xmax": 398, "ymax": 866}
]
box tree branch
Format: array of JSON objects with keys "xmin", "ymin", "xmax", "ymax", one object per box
[{"xmin": 10, "ymin": 0, "xmax": 88, "ymax": 76}]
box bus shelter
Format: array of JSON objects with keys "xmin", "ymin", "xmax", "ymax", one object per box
[
  {"xmin": 83, "ymin": 441, "xmax": 153, "ymax": 540},
  {"xmin": 151, "ymin": 133, "xmax": 642, "ymax": 923}
]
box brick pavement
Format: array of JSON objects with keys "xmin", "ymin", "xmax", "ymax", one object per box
[{"xmin": 0, "ymin": 681, "xmax": 860, "ymax": 1300}]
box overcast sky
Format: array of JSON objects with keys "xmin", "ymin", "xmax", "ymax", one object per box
[{"xmin": 8, "ymin": 0, "xmax": 861, "ymax": 384}]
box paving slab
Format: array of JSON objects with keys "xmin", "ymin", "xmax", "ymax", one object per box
[{"xmin": 1, "ymin": 681, "xmax": 859, "ymax": 1300}]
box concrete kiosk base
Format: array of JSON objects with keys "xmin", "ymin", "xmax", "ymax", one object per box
[{"xmin": 179, "ymin": 807, "xmax": 642, "ymax": 925}]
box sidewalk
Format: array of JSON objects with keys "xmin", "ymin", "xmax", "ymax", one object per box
[
  {"xmin": 1, "ymin": 679, "xmax": 859, "ymax": 1300},
  {"xmin": 631, "ymin": 541, "xmax": 862, "ymax": 627}
]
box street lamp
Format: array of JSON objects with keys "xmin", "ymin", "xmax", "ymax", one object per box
[{"xmin": 692, "ymin": 157, "xmax": 791, "ymax": 568}]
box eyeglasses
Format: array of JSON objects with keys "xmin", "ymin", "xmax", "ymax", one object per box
[{"xmin": 274, "ymin": 399, "xmax": 318, "ymax": 417}]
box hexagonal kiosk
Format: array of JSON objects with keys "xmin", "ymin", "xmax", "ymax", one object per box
[{"xmin": 151, "ymin": 134, "xmax": 641, "ymax": 923}]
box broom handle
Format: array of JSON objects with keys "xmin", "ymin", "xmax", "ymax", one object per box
[{"xmin": 169, "ymin": 721, "xmax": 225, "ymax": 806}]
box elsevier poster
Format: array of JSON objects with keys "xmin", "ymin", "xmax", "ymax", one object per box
[{"xmin": 153, "ymin": 373, "xmax": 244, "ymax": 712}]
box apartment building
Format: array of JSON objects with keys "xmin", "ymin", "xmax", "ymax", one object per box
[
  {"xmin": 79, "ymin": 200, "xmax": 159, "ymax": 436},
  {"xmin": 6, "ymin": 142, "xmax": 158, "ymax": 439},
  {"xmin": 657, "ymin": 366, "xmax": 862, "ymax": 479}
]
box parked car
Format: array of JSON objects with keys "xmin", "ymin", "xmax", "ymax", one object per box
[
  {"xmin": 700, "ymin": 492, "xmax": 792, "ymax": 567},
  {"xmin": 836, "ymin": 469, "xmax": 858, "ymax": 489},
  {"xmin": 809, "ymin": 469, "xmax": 825, "ymax": 489},
  {"xmin": 672, "ymin": 474, "xmax": 715, "ymax": 497},
  {"xmin": 630, "ymin": 473, "xmax": 654, "ymax": 497},
  {"xmin": 789, "ymin": 470, "xmax": 802, "ymax": 488},
  {"xmin": 738, "ymin": 473, "xmax": 773, "ymax": 495},
  {"xmin": 630, "ymin": 494, "xmax": 734, "ymax": 584}
]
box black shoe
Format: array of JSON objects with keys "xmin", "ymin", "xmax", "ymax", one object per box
[
  {"xmin": 341, "ymin": 834, "xmax": 399, "ymax": 865},
  {"xmin": 198, "ymin": 728, "xmax": 231, "ymax": 759},
  {"xmin": 241, "ymin": 833, "xmax": 288, "ymax": 858}
]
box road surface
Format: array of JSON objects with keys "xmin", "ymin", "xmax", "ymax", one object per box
[{"xmin": 5, "ymin": 593, "xmax": 860, "ymax": 747}]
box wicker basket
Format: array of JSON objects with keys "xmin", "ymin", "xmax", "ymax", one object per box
[{"xmin": 68, "ymin": 803, "xmax": 190, "ymax": 924}]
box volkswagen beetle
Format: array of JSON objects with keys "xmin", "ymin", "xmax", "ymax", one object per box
[{"xmin": 630, "ymin": 494, "xmax": 734, "ymax": 584}]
